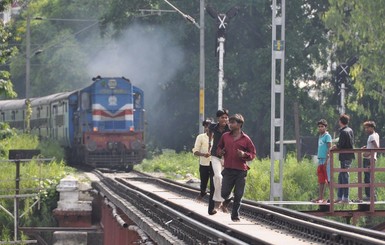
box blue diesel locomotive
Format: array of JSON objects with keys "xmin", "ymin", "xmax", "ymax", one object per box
[{"xmin": 0, "ymin": 76, "xmax": 145, "ymax": 170}]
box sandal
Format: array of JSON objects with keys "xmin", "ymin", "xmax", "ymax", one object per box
[{"xmin": 311, "ymin": 198, "xmax": 321, "ymax": 203}]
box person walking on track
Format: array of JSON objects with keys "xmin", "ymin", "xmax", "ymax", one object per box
[
  {"xmin": 208, "ymin": 109, "xmax": 230, "ymax": 215},
  {"xmin": 217, "ymin": 114, "xmax": 256, "ymax": 222},
  {"xmin": 192, "ymin": 119, "xmax": 213, "ymax": 200}
]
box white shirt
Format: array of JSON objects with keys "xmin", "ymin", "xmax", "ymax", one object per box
[
  {"xmin": 192, "ymin": 133, "xmax": 212, "ymax": 166},
  {"xmin": 366, "ymin": 132, "xmax": 380, "ymax": 159}
]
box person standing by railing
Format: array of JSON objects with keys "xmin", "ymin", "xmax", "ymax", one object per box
[
  {"xmin": 331, "ymin": 114, "xmax": 355, "ymax": 204},
  {"xmin": 312, "ymin": 119, "xmax": 332, "ymax": 203},
  {"xmin": 361, "ymin": 121, "xmax": 379, "ymax": 201}
]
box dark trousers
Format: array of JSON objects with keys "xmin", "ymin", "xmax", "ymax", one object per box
[
  {"xmin": 363, "ymin": 158, "xmax": 376, "ymax": 198},
  {"xmin": 338, "ymin": 160, "xmax": 352, "ymax": 200},
  {"xmin": 199, "ymin": 165, "xmax": 211, "ymax": 196},
  {"xmin": 208, "ymin": 163, "xmax": 216, "ymax": 213},
  {"xmin": 221, "ymin": 168, "xmax": 247, "ymax": 219}
]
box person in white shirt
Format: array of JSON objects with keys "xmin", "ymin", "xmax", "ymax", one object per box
[
  {"xmin": 361, "ymin": 121, "xmax": 380, "ymax": 200},
  {"xmin": 192, "ymin": 119, "xmax": 213, "ymax": 200}
]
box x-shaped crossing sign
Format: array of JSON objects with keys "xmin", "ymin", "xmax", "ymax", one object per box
[
  {"xmin": 338, "ymin": 64, "xmax": 349, "ymax": 76},
  {"xmin": 217, "ymin": 15, "xmax": 227, "ymax": 29}
]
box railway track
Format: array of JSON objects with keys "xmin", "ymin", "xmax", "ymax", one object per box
[{"xmin": 91, "ymin": 169, "xmax": 385, "ymax": 245}]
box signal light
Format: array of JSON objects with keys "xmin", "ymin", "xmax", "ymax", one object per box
[
  {"xmin": 93, "ymin": 127, "xmax": 98, "ymax": 132},
  {"xmin": 129, "ymin": 126, "xmax": 134, "ymax": 132}
]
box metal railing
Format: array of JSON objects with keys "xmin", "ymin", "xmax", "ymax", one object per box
[{"xmin": 329, "ymin": 148, "xmax": 385, "ymax": 212}]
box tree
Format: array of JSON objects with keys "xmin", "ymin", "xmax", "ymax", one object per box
[
  {"xmin": 0, "ymin": 21, "xmax": 17, "ymax": 98},
  {"xmin": 323, "ymin": 0, "xmax": 385, "ymax": 144},
  {"xmin": 8, "ymin": 0, "xmax": 336, "ymax": 156},
  {"xmin": 9, "ymin": 0, "xmax": 109, "ymax": 98}
]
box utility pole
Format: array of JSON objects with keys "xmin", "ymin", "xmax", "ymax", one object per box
[
  {"xmin": 199, "ymin": 0, "xmax": 205, "ymax": 133},
  {"xmin": 270, "ymin": 0, "xmax": 286, "ymax": 201},
  {"xmin": 25, "ymin": 13, "xmax": 30, "ymax": 99},
  {"xmin": 162, "ymin": 0, "xmax": 205, "ymax": 133}
]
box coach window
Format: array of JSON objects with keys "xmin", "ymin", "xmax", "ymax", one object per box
[
  {"xmin": 37, "ymin": 108, "xmax": 41, "ymax": 118},
  {"xmin": 81, "ymin": 92, "xmax": 90, "ymax": 110},
  {"xmin": 11, "ymin": 111, "xmax": 15, "ymax": 121},
  {"xmin": 1, "ymin": 112, "xmax": 4, "ymax": 121},
  {"xmin": 53, "ymin": 105, "xmax": 58, "ymax": 115}
]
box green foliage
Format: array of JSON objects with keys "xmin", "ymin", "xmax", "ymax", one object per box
[
  {"xmin": 0, "ymin": 21, "xmax": 17, "ymax": 99},
  {"xmin": 0, "ymin": 0, "xmax": 13, "ymax": 12},
  {"xmin": 0, "ymin": 134, "xmax": 39, "ymax": 159},
  {"xmin": 137, "ymin": 151, "xmax": 199, "ymax": 178},
  {"xmin": 9, "ymin": 0, "xmax": 107, "ymax": 98},
  {"xmin": 38, "ymin": 139, "xmax": 66, "ymax": 162},
  {"xmin": 0, "ymin": 133, "xmax": 75, "ymax": 241},
  {"xmin": 323, "ymin": 0, "xmax": 385, "ymax": 146},
  {"xmin": 0, "ymin": 133, "xmax": 65, "ymax": 161},
  {"xmin": 139, "ymin": 151, "xmax": 385, "ymax": 226},
  {"xmin": 137, "ymin": 152, "xmax": 319, "ymax": 202},
  {"xmin": 0, "ymin": 122, "xmax": 16, "ymax": 140}
]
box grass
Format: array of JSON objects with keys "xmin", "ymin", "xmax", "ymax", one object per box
[
  {"xmin": 136, "ymin": 151, "xmax": 320, "ymax": 201},
  {"xmin": 136, "ymin": 151, "xmax": 385, "ymax": 226},
  {"xmin": 0, "ymin": 133, "xmax": 75, "ymax": 242}
]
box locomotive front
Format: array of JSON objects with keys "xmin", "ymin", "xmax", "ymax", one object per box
[{"xmin": 76, "ymin": 77, "xmax": 145, "ymax": 170}]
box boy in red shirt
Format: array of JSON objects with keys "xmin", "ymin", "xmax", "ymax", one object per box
[{"xmin": 217, "ymin": 114, "xmax": 256, "ymax": 222}]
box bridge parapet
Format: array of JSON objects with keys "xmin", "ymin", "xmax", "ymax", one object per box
[{"xmin": 53, "ymin": 175, "xmax": 92, "ymax": 227}]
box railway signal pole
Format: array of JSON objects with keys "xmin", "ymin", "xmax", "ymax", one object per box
[
  {"xmin": 270, "ymin": 0, "xmax": 286, "ymax": 201},
  {"xmin": 206, "ymin": 5, "xmax": 238, "ymax": 110},
  {"xmin": 336, "ymin": 56, "xmax": 358, "ymax": 114}
]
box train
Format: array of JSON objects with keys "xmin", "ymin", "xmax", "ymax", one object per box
[{"xmin": 0, "ymin": 76, "xmax": 146, "ymax": 171}]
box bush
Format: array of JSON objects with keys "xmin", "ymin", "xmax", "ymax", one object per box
[
  {"xmin": 137, "ymin": 151, "xmax": 199, "ymax": 179},
  {"xmin": 0, "ymin": 133, "xmax": 74, "ymax": 241}
]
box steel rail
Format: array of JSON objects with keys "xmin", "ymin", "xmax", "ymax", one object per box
[
  {"xmin": 122, "ymin": 173, "xmax": 385, "ymax": 245},
  {"xmin": 93, "ymin": 170, "xmax": 252, "ymax": 245},
  {"xmin": 245, "ymin": 199, "xmax": 385, "ymax": 242},
  {"xmin": 115, "ymin": 177, "xmax": 269, "ymax": 244}
]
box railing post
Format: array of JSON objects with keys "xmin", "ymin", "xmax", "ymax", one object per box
[
  {"xmin": 329, "ymin": 151, "xmax": 334, "ymax": 212},
  {"xmin": 357, "ymin": 152, "xmax": 363, "ymax": 200},
  {"xmin": 370, "ymin": 151, "xmax": 375, "ymax": 212}
]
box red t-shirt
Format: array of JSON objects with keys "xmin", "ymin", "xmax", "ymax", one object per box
[{"xmin": 217, "ymin": 131, "xmax": 256, "ymax": 171}]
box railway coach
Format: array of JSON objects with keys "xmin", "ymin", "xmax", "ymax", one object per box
[{"xmin": 0, "ymin": 76, "xmax": 145, "ymax": 171}]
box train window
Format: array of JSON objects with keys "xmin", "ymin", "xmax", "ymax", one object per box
[
  {"xmin": 11, "ymin": 111, "xmax": 15, "ymax": 121},
  {"xmin": 37, "ymin": 108, "xmax": 41, "ymax": 118},
  {"xmin": 53, "ymin": 105, "xmax": 58, "ymax": 115},
  {"xmin": 1, "ymin": 112, "xmax": 4, "ymax": 121},
  {"xmin": 134, "ymin": 93, "xmax": 142, "ymax": 108},
  {"xmin": 81, "ymin": 92, "xmax": 90, "ymax": 110}
]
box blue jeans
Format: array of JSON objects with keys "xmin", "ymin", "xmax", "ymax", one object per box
[
  {"xmin": 221, "ymin": 168, "xmax": 247, "ymax": 219},
  {"xmin": 363, "ymin": 158, "xmax": 376, "ymax": 198},
  {"xmin": 338, "ymin": 160, "xmax": 352, "ymax": 200}
]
